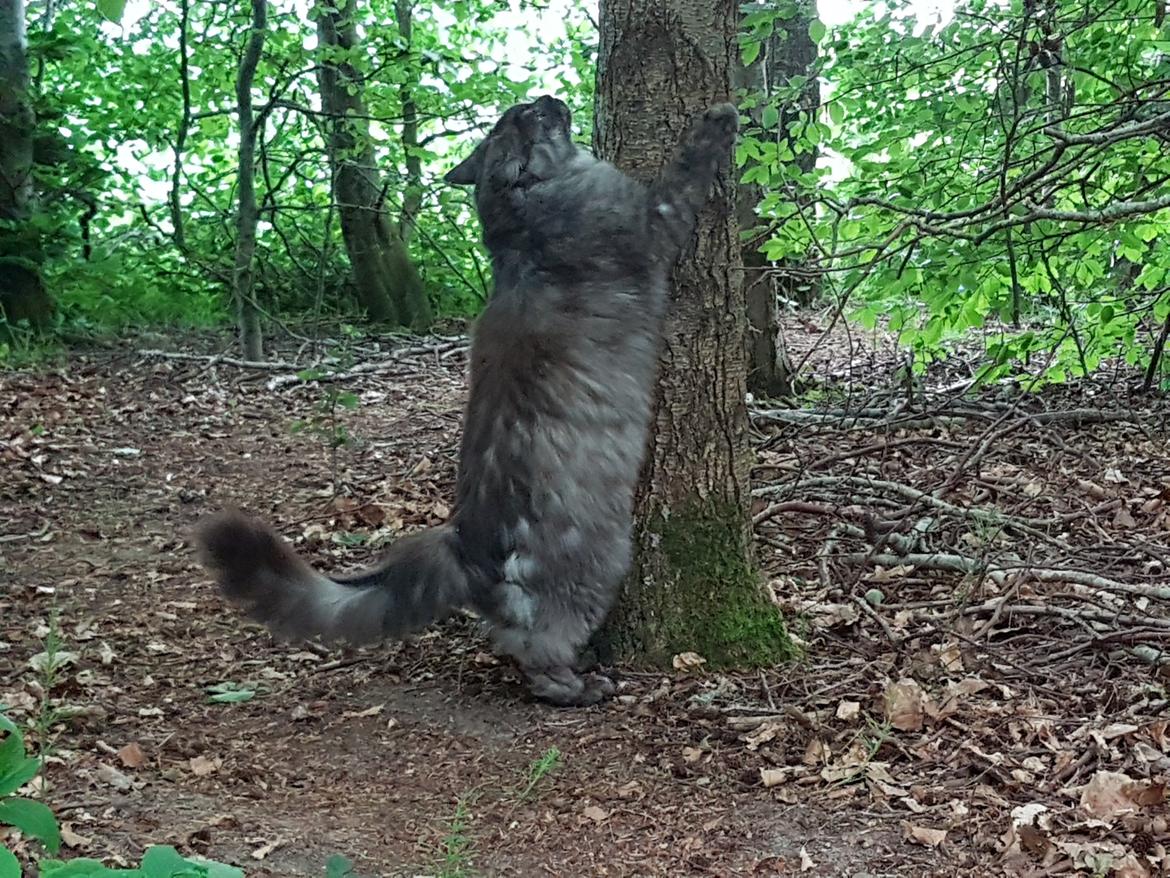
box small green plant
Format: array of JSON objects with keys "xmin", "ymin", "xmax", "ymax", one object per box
[
  {"xmin": 436, "ymin": 795, "xmax": 477, "ymax": 878},
  {"xmin": 29, "ymin": 610, "xmax": 69, "ymax": 769},
  {"xmin": 517, "ymin": 747, "xmax": 561, "ymax": 801},
  {"xmin": 289, "ymin": 338, "xmax": 362, "ymax": 494}
]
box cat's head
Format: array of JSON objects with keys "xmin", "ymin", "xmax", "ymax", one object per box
[{"xmin": 444, "ymin": 95, "xmax": 578, "ymax": 191}]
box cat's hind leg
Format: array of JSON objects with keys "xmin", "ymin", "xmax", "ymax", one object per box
[
  {"xmin": 525, "ymin": 663, "xmax": 615, "ymax": 707},
  {"xmin": 490, "ymin": 621, "xmax": 615, "ymax": 707}
]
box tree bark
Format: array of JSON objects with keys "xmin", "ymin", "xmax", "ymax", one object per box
[
  {"xmin": 169, "ymin": 0, "xmax": 191, "ymax": 252},
  {"xmin": 737, "ymin": 0, "xmax": 819, "ymax": 398},
  {"xmin": 593, "ymin": 0, "xmax": 791, "ymax": 667},
  {"xmin": 0, "ymin": 0, "xmax": 52, "ymax": 333},
  {"xmin": 395, "ymin": 0, "xmax": 422, "ymax": 245},
  {"xmin": 232, "ymin": 0, "xmax": 266, "ymax": 361},
  {"xmin": 316, "ymin": 0, "xmax": 431, "ymax": 329}
]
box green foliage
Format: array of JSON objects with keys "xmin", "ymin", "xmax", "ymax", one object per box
[
  {"xmin": 518, "ymin": 747, "xmax": 561, "ymax": 800},
  {"xmin": 742, "ymin": 0, "xmax": 1170, "ymax": 384},
  {"xmin": 13, "ymin": 0, "xmax": 596, "ymax": 340},
  {"xmin": 0, "ymin": 708, "xmax": 61, "ymax": 862},
  {"xmin": 436, "ymin": 795, "xmax": 476, "ymax": 878}
]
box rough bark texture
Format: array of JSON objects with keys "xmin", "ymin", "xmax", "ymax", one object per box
[
  {"xmin": 317, "ymin": 0, "xmax": 431, "ymax": 329},
  {"xmin": 0, "ymin": 0, "xmax": 52, "ymax": 333},
  {"xmin": 594, "ymin": 0, "xmax": 791, "ymax": 667},
  {"xmin": 737, "ymin": 0, "xmax": 819, "ymax": 398},
  {"xmin": 395, "ymin": 0, "xmax": 422, "ymax": 245},
  {"xmin": 232, "ymin": 0, "xmax": 265, "ymax": 361}
]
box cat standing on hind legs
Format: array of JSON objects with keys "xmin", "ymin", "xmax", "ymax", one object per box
[{"xmin": 196, "ymin": 96, "xmax": 739, "ymax": 707}]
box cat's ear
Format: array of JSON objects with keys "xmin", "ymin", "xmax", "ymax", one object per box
[{"xmin": 445, "ymin": 142, "xmax": 485, "ymax": 186}]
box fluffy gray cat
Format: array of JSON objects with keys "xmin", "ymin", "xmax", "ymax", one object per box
[{"xmin": 196, "ymin": 95, "xmax": 738, "ymax": 706}]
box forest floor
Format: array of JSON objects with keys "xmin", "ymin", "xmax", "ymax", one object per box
[{"xmin": 3, "ymin": 317, "xmax": 1170, "ymax": 877}]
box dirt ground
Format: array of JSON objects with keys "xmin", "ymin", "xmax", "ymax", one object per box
[{"xmin": 3, "ymin": 320, "xmax": 1170, "ymax": 877}]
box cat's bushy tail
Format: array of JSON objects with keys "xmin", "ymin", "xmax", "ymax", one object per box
[
  {"xmin": 195, "ymin": 510, "xmax": 471, "ymax": 645},
  {"xmin": 649, "ymin": 102, "xmax": 740, "ymax": 258}
]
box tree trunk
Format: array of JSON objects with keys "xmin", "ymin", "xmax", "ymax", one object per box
[
  {"xmin": 395, "ymin": 0, "xmax": 422, "ymax": 245},
  {"xmin": 232, "ymin": 0, "xmax": 266, "ymax": 361},
  {"xmin": 737, "ymin": 0, "xmax": 819, "ymax": 398},
  {"xmin": 169, "ymin": 0, "xmax": 191, "ymax": 252},
  {"xmin": 0, "ymin": 0, "xmax": 52, "ymax": 333},
  {"xmin": 593, "ymin": 0, "xmax": 791, "ymax": 667},
  {"xmin": 316, "ymin": 0, "xmax": 431, "ymax": 329}
]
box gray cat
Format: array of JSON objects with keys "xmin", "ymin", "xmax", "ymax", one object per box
[{"xmin": 196, "ymin": 95, "xmax": 738, "ymax": 706}]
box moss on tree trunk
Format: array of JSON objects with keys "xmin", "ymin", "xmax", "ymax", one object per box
[
  {"xmin": 607, "ymin": 499, "xmax": 796, "ymax": 667},
  {"xmin": 594, "ymin": 0, "xmax": 793, "ymax": 669}
]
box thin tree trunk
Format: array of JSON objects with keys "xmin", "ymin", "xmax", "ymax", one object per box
[
  {"xmin": 316, "ymin": 0, "xmax": 431, "ymax": 329},
  {"xmin": 594, "ymin": 0, "xmax": 791, "ymax": 667},
  {"xmin": 737, "ymin": 0, "xmax": 818, "ymax": 398},
  {"xmin": 169, "ymin": 0, "xmax": 191, "ymax": 252},
  {"xmin": 233, "ymin": 0, "xmax": 265, "ymax": 360},
  {"xmin": 395, "ymin": 0, "xmax": 422, "ymax": 245},
  {"xmin": 0, "ymin": 0, "xmax": 52, "ymax": 332}
]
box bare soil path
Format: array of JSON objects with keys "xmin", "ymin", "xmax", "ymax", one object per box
[{"xmin": 3, "ymin": 325, "xmax": 1168, "ymax": 877}]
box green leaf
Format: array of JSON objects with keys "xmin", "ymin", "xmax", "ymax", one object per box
[
  {"xmin": 808, "ymin": 18, "xmax": 827, "ymax": 43},
  {"xmin": 326, "ymin": 855, "xmax": 357, "ymax": 878},
  {"xmin": 336, "ymin": 391, "xmax": 360, "ymax": 409},
  {"xmin": 207, "ymin": 690, "xmax": 254, "ymax": 704},
  {"xmin": 136, "ymin": 850, "xmax": 243, "ymax": 878},
  {"xmin": 96, "ymin": 0, "xmax": 128, "ymax": 23},
  {"xmin": 205, "ymin": 682, "xmax": 256, "ymax": 704},
  {"xmin": 760, "ymin": 105, "xmax": 779, "ymax": 130},
  {"xmin": 0, "ymin": 739, "xmax": 39, "ymax": 797},
  {"xmin": 0, "ymin": 797, "xmax": 60, "ymax": 853},
  {"xmin": 0, "ymin": 846, "xmax": 21, "ymax": 878},
  {"xmin": 740, "ymin": 40, "xmax": 761, "ymax": 66}
]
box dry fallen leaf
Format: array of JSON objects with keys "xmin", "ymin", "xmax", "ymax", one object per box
[
  {"xmin": 933, "ymin": 641, "xmax": 964, "ymax": 672},
  {"xmin": 582, "ymin": 805, "xmax": 609, "ymax": 824},
  {"xmin": 884, "ymin": 678, "xmax": 926, "ymax": 732},
  {"xmin": 1112, "ymin": 854, "xmax": 1153, "ymax": 878},
  {"xmin": 1016, "ymin": 824, "xmax": 1050, "ymax": 857},
  {"xmin": 802, "ymin": 738, "xmax": 830, "ymax": 766},
  {"xmin": 1080, "ymin": 770, "xmax": 1138, "ymax": 821},
  {"xmin": 250, "ymin": 837, "xmax": 284, "ymax": 860},
  {"xmin": 744, "ymin": 721, "xmax": 781, "ymax": 751},
  {"xmin": 96, "ymin": 763, "xmax": 133, "ymax": 791},
  {"xmin": 340, "ymin": 704, "xmax": 384, "ymax": 719},
  {"xmin": 866, "ymin": 563, "xmax": 914, "ymax": 583},
  {"xmin": 760, "ymin": 767, "xmax": 789, "ymax": 788},
  {"xmin": 117, "ymin": 742, "xmax": 147, "ymax": 769},
  {"xmin": 903, "ymin": 823, "xmax": 947, "ymax": 847},
  {"xmin": 189, "ymin": 755, "xmax": 222, "ymax": 777},
  {"xmin": 836, "ymin": 700, "xmax": 861, "ymax": 721},
  {"xmin": 799, "ymin": 846, "xmax": 815, "ymax": 871},
  {"xmin": 671, "ymin": 651, "xmax": 707, "ymax": 671},
  {"xmin": 60, "ymin": 825, "xmax": 92, "ymax": 849}
]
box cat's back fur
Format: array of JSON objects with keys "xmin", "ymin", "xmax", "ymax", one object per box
[{"xmin": 196, "ymin": 95, "xmax": 738, "ymax": 706}]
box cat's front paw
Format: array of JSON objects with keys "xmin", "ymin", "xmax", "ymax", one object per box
[{"xmin": 701, "ymin": 102, "xmax": 740, "ymax": 144}]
